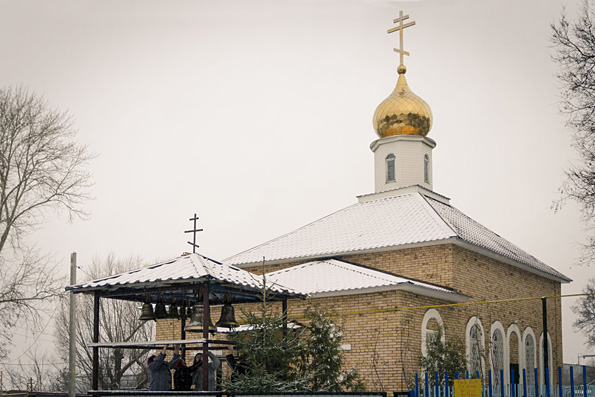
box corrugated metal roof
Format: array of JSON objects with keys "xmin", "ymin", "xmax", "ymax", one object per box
[
  {"xmin": 424, "ymin": 196, "xmax": 570, "ymax": 281},
  {"xmin": 224, "ymin": 192, "xmax": 570, "ymax": 283},
  {"xmin": 67, "ymin": 253, "xmax": 303, "ymax": 297},
  {"xmin": 225, "ymin": 193, "xmax": 453, "ymax": 265},
  {"xmin": 265, "ymin": 259, "xmax": 467, "ymax": 302}
]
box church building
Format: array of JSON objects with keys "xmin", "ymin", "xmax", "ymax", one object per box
[{"xmin": 219, "ymin": 12, "xmax": 571, "ymax": 393}]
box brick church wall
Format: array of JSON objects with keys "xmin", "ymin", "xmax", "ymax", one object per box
[{"xmin": 156, "ymin": 243, "xmax": 564, "ymax": 392}]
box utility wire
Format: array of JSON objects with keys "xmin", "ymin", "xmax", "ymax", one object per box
[{"xmin": 13, "ymin": 303, "xmax": 61, "ymax": 361}]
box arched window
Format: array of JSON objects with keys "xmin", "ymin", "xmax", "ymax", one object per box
[
  {"xmin": 386, "ymin": 154, "xmax": 396, "ymax": 183},
  {"xmin": 424, "ymin": 154, "xmax": 429, "ymax": 184},
  {"xmin": 466, "ymin": 317, "xmax": 485, "ymax": 379},
  {"xmin": 507, "ymin": 324, "xmax": 521, "ymax": 387},
  {"xmin": 491, "ymin": 328, "xmax": 504, "ymax": 388},
  {"xmin": 525, "ymin": 332, "xmax": 535, "ymax": 386},
  {"xmin": 421, "ymin": 309, "xmax": 445, "ymax": 357}
]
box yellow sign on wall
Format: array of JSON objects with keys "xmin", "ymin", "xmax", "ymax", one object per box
[{"xmin": 454, "ymin": 379, "xmax": 482, "ymax": 397}]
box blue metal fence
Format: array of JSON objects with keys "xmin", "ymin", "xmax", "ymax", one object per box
[{"xmin": 412, "ymin": 366, "xmax": 594, "ymax": 397}]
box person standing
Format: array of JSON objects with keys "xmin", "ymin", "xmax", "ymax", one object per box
[
  {"xmin": 192, "ymin": 351, "xmax": 221, "ymax": 391},
  {"xmin": 147, "ymin": 344, "xmax": 180, "ymax": 391}
]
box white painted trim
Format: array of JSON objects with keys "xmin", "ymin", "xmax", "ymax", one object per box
[
  {"xmin": 506, "ymin": 323, "xmax": 522, "ymax": 386},
  {"xmin": 522, "ymin": 327, "xmax": 537, "ymax": 387},
  {"xmin": 466, "ymin": 316, "xmax": 486, "ymax": 378},
  {"xmin": 421, "ymin": 309, "xmax": 445, "ymax": 357},
  {"xmin": 370, "ymin": 135, "xmax": 437, "ymax": 152},
  {"xmin": 489, "ymin": 321, "xmax": 506, "ymax": 385}
]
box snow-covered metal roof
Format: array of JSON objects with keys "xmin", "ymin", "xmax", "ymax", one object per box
[
  {"xmin": 224, "ymin": 192, "xmax": 570, "ymax": 283},
  {"xmin": 265, "ymin": 259, "xmax": 468, "ymax": 302},
  {"xmin": 66, "ymin": 253, "xmax": 305, "ymax": 303},
  {"xmin": 424, "ymin": 198, "xmax": 570, "ymax": 282}
]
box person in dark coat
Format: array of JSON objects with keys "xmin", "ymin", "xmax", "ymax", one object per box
[
  {"xmin": 173, "ymin": 358, "xmax": 194, "ymax": 391},
  {"xmin": 147, "ymin": 344, "xmax": 180, "ymax": 391}
]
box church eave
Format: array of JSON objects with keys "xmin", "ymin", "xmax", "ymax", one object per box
[
  {"xmin": 452, "ymin": 239, "xmax": 572, "ymax": 284},
  {"xmin": 232, "ymin": 237, "xmax": 571, "ymax": 284},
  {"xmin": 231, "ymin": 236, "xmax": 459, "ymax": 269},
  {"xmin": 308, "ymin": 282, "xmax": 469, "ymax": 303}
]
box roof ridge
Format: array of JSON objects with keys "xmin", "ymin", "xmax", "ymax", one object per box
[
  {"xmin": 327, "ymin": 259, "xmax": 401, "ymax": 284},
  {"xmin": 415, "ymin": 193, "xmax": 459, "ymax": 237},
  {"xmin": 189, "ymin": 253, "xmax": 208, "ymax": 278}
]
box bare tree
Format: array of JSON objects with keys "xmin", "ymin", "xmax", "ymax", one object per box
[
  {"xmin": 55, "ymin": 254, "xmax": 154, "ymax": 392},
  {"xmin": 0, "ymin": 86, "xmax": 93, "ymax": 359},
  {"xmin": 551, "ymin": 1, "xmax": 595, "ymax": 264},
  {"xmin": 2, "ymin": 347, "xmax": 65, "ymax": 392},
  {"xmin": 572, "ymin": 278, "xmax": 595, "ymax": 349}
]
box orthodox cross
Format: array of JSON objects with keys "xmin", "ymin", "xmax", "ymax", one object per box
[
  {"xmin": 387, "ymin": 11, "xmax": 416, "ymax": 66},
  {"xmin": 185, "ymin": 213, "xmax": 203, "ymax": 253}
]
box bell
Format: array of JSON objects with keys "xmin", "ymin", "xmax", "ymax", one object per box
[
  {"xmin": 185, "ymin": 303, "xmax": 216, "ymax": 333},
  {"xmin": 154, "ymin": 301, "xmax": 168, "ymax": 319},
  {"xmin": 139, "ymin": 303, "xmax": 154, "ymax": 321},
  {"xmin": 186, "ymin": 305, "xmax": 193, "ymax": 319},
  {"xmin": 168, "ymin": 304, "xmax": 180, "ymax": 319},
  {"xmin": 216, "ymin": 302, "xmax": 239, "ymax": 328}
]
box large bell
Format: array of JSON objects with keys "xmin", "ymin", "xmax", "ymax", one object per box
[
  {"xmin": 154, "ymin": 301, "xmax": 168, "ymax": 319},
  {"xmin": 139, "ymin": 303, "xmax": 154, "ymax": 321},
  {"xmin": 185, "ymin": 303, "xmax": 216, "ymax": 333},
  {"xmin": 216, "ymin": 302, "xmax": 239, "ymax": 328},
  {"xmin": 168, "ymin": 304, "xmax": 180, "ymax": 319}
]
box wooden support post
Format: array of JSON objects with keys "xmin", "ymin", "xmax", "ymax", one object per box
[
  {"xmin": 92, "ymin": 292, "xmax": 100, "ymax": 390},
  {"xmin": 202, "ymin": 283, "xmax": 210, "ymax": 391}
]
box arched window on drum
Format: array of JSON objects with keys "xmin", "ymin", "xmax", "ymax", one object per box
[{"xmin": 386, "ymin": 154, "xmax": 396, "ymax": 183}]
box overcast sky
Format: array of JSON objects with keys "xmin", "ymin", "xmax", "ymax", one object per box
[{"xmin": 1, "ymin": 0, "xmax": 593, "ymax": 366}]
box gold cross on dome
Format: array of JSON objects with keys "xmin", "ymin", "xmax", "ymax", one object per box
[{"xmin": 387, "ymin": 11, "xmax": 416, "ymax": 66}]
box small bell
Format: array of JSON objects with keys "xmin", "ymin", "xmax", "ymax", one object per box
[
  {"xmin": 216, "ymin": 302, "xmax": 239, "ymax": 328},
  {"xmin": 154, "ymin": 301, "xmax": 168, "ymax": 319},
  {"xmin": 168, "ymin": 304, "xmax": 180, "ymax": 319},
  {"xmin": 185, "ymin": 303, "xmax": 216, "ymax": 333},
  {"xmin": 139, "ymin": 302, "xmax": 155, "ymax": 321}
]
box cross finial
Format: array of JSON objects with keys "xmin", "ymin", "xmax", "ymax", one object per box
[
  {"xmin": 184, "ymin": 213, "xmax": 203, "ymax": 254},
  {"xmin": 387, "ymin": 11, "xmax": 416, "ymax": 66}
]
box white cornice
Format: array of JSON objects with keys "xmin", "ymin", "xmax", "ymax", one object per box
[{"xmin": 370, "ymin": 135, "xmax": 437, "ymax": 152}]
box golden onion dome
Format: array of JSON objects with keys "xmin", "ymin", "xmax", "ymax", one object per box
[{"xmin": 373, "ymin": 65, "xmax": 432, "ymax": 138}]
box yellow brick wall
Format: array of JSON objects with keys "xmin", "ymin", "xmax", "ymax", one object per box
[{"xmin": 156, "ymin": 243, "xmax": 565, "ymax": 392}]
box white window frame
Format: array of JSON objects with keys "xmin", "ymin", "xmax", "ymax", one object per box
[
  {"xmin": 466, "ymin": 316, "xmax": 486, "ymax": 378},
  {"xmin": 386, "ymin": 154, "xmax": 396, "ymax": 183},
  {"xmin": 421, "ymin": 309, "xmax": 445, "ymax": 357}
]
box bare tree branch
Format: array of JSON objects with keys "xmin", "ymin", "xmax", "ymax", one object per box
[
  {"xmin": 552, "ymin": 1, "xmax": 595, "ymax": 266},
  {"xmin": 55, "ymin": 255, "xmax": 154, "ymax": 392},
  {"xmin": 0, "ymin": 86, "xmax": 94, "ymax": 360}
]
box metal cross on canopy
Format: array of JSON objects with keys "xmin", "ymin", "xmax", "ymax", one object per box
[
  {"xmin": 185, "ymin": 213, "xmax": 203, "ymax": 253},
  {"xmin": 387, "ymin": 10, "xmax": 416, "ymax": 66}
]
